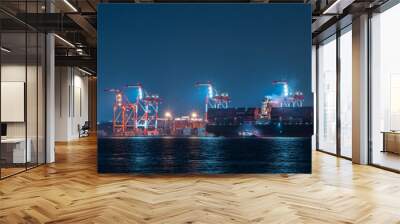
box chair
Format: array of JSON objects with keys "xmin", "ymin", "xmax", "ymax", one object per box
[{"xmin": 79, "ymin": 121, "xmax": 90, "ymax": 138}]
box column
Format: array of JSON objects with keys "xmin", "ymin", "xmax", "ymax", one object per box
[{"xmin": 352, "ymin": 14, "xmax": 369, "ymax": 164}]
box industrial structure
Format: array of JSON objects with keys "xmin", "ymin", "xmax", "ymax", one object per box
[
  {"xmin": 103, "ymin": 80, "xmax": 310, "ymax": 137},
  {"xmin": 104, "ymin": 88, "xmax": 137, "ymax": 135},
  {"xmin": 205, "ymin": 80, "xmax": 311, "ymax": 137},
  {"xmin": 258, "ymin": 80, "xmax": 305, "ymax": 119},
  {"xmin": 126, "ymin": 83, "xmax": 160, "ymax": 135},
  {"xmin": 195, "ymin": 81, "xmax": 230, "ymax": 121},
  {"xmin": 105, "ymin": 83, "xmax": 160, "ymax": 136}
]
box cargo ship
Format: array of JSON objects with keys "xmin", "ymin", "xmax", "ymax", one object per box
[{"xmin": 205, "ymin": 106, "xmax": 313, "ymax": 137}]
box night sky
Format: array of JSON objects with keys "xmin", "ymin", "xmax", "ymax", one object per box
[{"xmin": 98, "ymin": 4, "xmax": 311, "ymax": 122}]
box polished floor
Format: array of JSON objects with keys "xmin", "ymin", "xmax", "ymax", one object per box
[
  {"xmin": 1, "ymin": 163, "xmax": 43, "ymax": 178},
  {"xmin": 0, "ymin": 136, "xmax": 400, "ymax": 223},
  {"xmin": 372, "ymin": 150, "xmax": 400, "ymax": 171},
  {"xmin": 1, "ymin": 167, "xmax": 26, "ymax": 178}
]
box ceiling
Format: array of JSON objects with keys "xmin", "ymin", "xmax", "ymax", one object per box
[{"xmin": 0, "ymin": 0, "xmax": 390, "ymax": 75}]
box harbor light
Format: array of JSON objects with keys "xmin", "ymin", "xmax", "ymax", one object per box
[
  {"xmin": 283, "ymin": 84, "xmax": 289, "ymax": 97},
  {"xmin": 208, "ymin": 86, "xmax": 213, "ymax": 98},
  {"xmin": 165, "ymin": 111, "xmax": 172, "ymax": 119},
  {"xmin": 191, "ymin": 112, "xmax": 198, "ymax": 119}
]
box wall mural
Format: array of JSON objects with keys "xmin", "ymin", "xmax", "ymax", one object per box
[{"xmin": 97, "ymin": 4, "xmax": 313, "ymax": 174}]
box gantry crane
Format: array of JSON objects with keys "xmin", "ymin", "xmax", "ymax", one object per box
[
  {"xmin": 271, "ymin": 80, "xmax": 304, "ymax": 108},
  {"xmin": 126, "ymin": 83, "xmax": 161, "ymax": 135},
  {"xmin": 195, "ymin": 81, "xmax": 230, "ymax": 121},
  {"xmin": 104, "ymin": 88, "xmax": 137, "ymax": 135}
]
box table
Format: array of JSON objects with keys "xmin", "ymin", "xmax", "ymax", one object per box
[
  {"xmin": 1, "ymin": 138, "xmax": 31, "ymax": 163},
  {"xmin": 382, "ymin": 131, "xmax": 400, "ymax": 154}
]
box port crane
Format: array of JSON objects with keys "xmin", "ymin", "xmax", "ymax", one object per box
[
  {"xmin": 126, "ymin": 83, "xmax": 161, "ymax": 135},
  {"xmin": 267, "ymin": 80, "xmax": 305, "ymax": 108},
  {"xmin": 195, "ymin": 81, "xmax": 230, "ymax": 121},
  {"xmin": 104, "ymin": 88, "xmax": 137, "ymax": 135}
]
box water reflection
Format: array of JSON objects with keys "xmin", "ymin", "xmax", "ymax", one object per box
[{"xmin": 98, "ymin": 137, "xmax": 311, "ymax": 174}]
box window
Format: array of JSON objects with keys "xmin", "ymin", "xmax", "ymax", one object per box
[
  {"xmin": 339, "ymin": 27, "xmax": 352, "ymax": 158},
  {"xmin": 317, "ymin": 35, "xmax": 337, "ymax": 154},
  {"xmin": 370, "ymin": 3, "xmax": 400, "ymax": 171}
]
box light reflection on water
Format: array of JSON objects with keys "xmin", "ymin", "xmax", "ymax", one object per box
[{"xmin": 98, "ymin": 137, "xmax": 311, "ymax": 174}]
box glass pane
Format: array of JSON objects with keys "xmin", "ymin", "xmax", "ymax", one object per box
[
  {"xmin": 0, "ymin": 1, "xmax": 46, "ymax": 178},
  {"xmin": 340, "ymin": 29, "xmax": 352, "ymax": 158},
  {"xmin": 27, "ymin": 31, "xmax": 38, "ymax": 169},
  {"xmin": 26, "ymin": 0, "xmax": 39, "ymax": 169},
  {"xmin": 317, "ymin": 36, "xmax": 337, "ymax": 154},
  {"xmin": 371, "ymin": 4, "xmax": 400, "ymax": 171},
  {"xmin": 312, "ymin": 46, "xmax": 317, "ymax": 150},
  {"xmin": 1, "ymin": 31, "xmax": 27, "ymax": 177},
  {"xmin": 38, "ymin": 33, "xmax": 46, "ymax": 165}
]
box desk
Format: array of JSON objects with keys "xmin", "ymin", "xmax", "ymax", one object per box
[
  {"xmin": 382, "ymin": 131, "xmax": 400, "ymax": 154},
  {"xmin": 1, "ymin": 138, "xmax": 31, "ymax": 163}
]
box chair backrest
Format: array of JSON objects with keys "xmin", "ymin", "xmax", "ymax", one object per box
[{"xmin": 83, "ymin": 121, "xmax": 90, "ymax": 129}]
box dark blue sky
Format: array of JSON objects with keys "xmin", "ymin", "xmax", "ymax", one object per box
[{"xmin": 98, "ymin": 4, "xmax": 311, "ymax": 122}]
